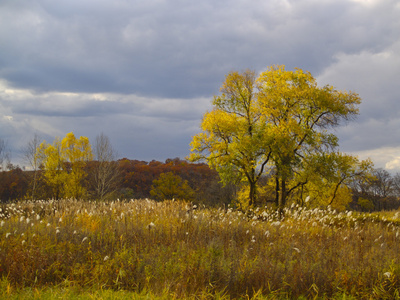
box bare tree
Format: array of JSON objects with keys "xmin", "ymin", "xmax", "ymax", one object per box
[
  {"xmin": 371, "ymin": 169, "xmax": 395, "ymax": 198},
  {"xmin": 90, "ymin": 133, "xmax": 120, "ymax": 200},
  {"xmin": 392, "ymin": 173, "xmax": 400, "ymax": 197},
  {"xmin": 21, "ymin": 133, "xmax": 43, "ymax": 199},
  {"xmin": 0, "ymin": 139, "xmax": 11, "ymax": 171}
]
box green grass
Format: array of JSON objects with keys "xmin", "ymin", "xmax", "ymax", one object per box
[
  {"xmin": 1, "ymin": 199, "xmax": 400, "ymax": 299},
  {"xmin": 0, "ymin": 278, "xmax": 360, "ymax": 300},
  {"xmin": 0, "ymin": 279, "xmax": 187, "ymax": 300}
]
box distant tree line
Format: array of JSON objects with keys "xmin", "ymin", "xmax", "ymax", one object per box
[
  {"xmin": 0, "ymin": 133, "xmax": 399, "ymax": 211},
  {"xmin": 348, "ymin": 168, "xmax": 400, "ymax": 211},
  {"xmin": 0, "ymin": 158, "xmax": 234, "ymax": 206},
  {"xmin": 0, "ymin": 134, "xmax": 234, "ymax": 206},
  {"xmin": 116, "ymin": 157, "xmax": 234, "ymax": 206}
]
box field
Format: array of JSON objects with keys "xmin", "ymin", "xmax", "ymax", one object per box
[{"xmin": 1, "ymin": 199, "xmax": 400, "ymax": 299}]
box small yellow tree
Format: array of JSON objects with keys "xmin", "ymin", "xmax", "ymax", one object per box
[
  {"xmin": 39, "ymin": 132, "xmax": 93, "ymax": 199},
  {"xmin": 150, "ymin": 172, "xmax": 195, "ymax": 201},
  {"xmin": 39, "ymin": 137, "xmax": 65, "ymax": 199},
  {"xmin": 304, "ymin": 153, "xmax": 372, "ymax": 209}
]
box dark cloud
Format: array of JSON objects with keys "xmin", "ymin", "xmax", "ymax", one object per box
[
  {"xmin": 317, "ymin": 40, "xmax": 400, "ymax": 152},
  {"xmin": 2, "ymin": 0, "xmax": 397, "ymax": 97},
  {"xmin": 1, "ymin": 0, "xmax": 400, "ymax": 170},
  {"xmin": 8, "ymin": 96, "xmax": 131, "ymax": 118}
]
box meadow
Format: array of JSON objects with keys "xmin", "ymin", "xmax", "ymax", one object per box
[{"xmin": 1, "ymin": 198, "xmax": 400, "ymax": 299}]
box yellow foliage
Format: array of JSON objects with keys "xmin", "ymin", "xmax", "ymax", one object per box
[
  {"xmin": 75, "ymin": 214, "xmax": 101, "ymax": 232},
  {"xmin": 189, "ymin": 70, "xmax": 272, "ymax": 206},
  {"xmin": 150, "ymin": 172, "xmax": 195, "ymax": 201},
  {"xmin": 236, "ymin": 186, "xmax": 251, "ymax": 210},
  {"xmin": 190, "ymin": 65, "xmax": 363, "ymax": 210},
  {"xmin": 299, "ymin": 152, "xmax": 373, "ymax": 210},
  {"xmin": 38, "ymin": 132, "xmax": 93, "ymax": 199},
  {"xmin": 330, "ymin": 185, "xmax": 353, "ymax": 211}
]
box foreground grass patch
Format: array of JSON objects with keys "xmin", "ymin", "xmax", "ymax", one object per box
[{"xmin": 1, "ymin": 199, "xmax": 400, "ymax": 299}]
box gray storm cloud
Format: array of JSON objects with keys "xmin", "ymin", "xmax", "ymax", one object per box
[{"xmin": 0, "ymin": 0, "xmax": 399, "ymax": 170}]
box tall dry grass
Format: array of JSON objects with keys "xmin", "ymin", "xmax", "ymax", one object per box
[{"xmin": 1, "ymin": 199, "xmax": 400, "ymax": 299}]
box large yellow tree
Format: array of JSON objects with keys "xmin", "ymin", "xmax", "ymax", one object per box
[
  {"xmin": 39, "ymin": 132, "xmax": 93, "ymax": 199},
  {"xmin": 257, "ymin": 65, "xmax": 362, "ymax": 212},
  {"xmin": 189, "ymin": 70, "xmax": 273, "ymax": 206},
  {"xmin": 190, "ymin": 65, "xmax": 364, "ymax": 211}
]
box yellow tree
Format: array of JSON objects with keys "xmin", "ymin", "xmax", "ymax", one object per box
[
  {"xmin": 39, "ymin": 132, "xmax": 93, "ymax": 199},
  {"xmin": 190, "ymin": 65, "xmax": 363, "ymax": 211},
  {"xmin": 257, "ymin": 65, "xmax": 361, "ymax": 213},
  {"xmin": 297, "ymin": 152, "xmax": 373, "ymax": 210},
  {"xmin": 150, "ymin": 172, "xmax": 195, "ymax": 201},
  {"xmin": 189, "ymin": 70, "xmax": 273, "ymax": 206},
  {"xmin": 39, "ymin": 137, "xmax": 66, "ymax": 199},
  {"xmin": 61, "ymin": 132, "xmax": 93, "ymax": 199}
]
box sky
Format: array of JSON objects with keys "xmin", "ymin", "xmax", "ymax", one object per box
[{"xmin": 0, "ymin": 0, "xmax": 400, "ymax": 171}]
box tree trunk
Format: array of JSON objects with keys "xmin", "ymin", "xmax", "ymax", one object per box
[
  {"xmin": 278, "ymin": 177, "xmax": 287, "ymax": 218},
  {"xmin": 275, "ymin": 176, "xmax": 280, "ymax": 207},
  {"xmin": 248, "ymin": 180, "xmax": 257, "ymax": 207},
  {"xmin": 31, "ymin": 170, "xmax": 38, "ymax": 200}
]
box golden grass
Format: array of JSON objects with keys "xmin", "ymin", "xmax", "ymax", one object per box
[{"xmin": 1, "ymin": 199, "xmax": 400, "ymax": 299}]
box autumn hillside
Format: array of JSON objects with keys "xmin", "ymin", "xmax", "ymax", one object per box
[{"xmin": 0, "ymin": 157, "xmax": 234, "ymax": 205}]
